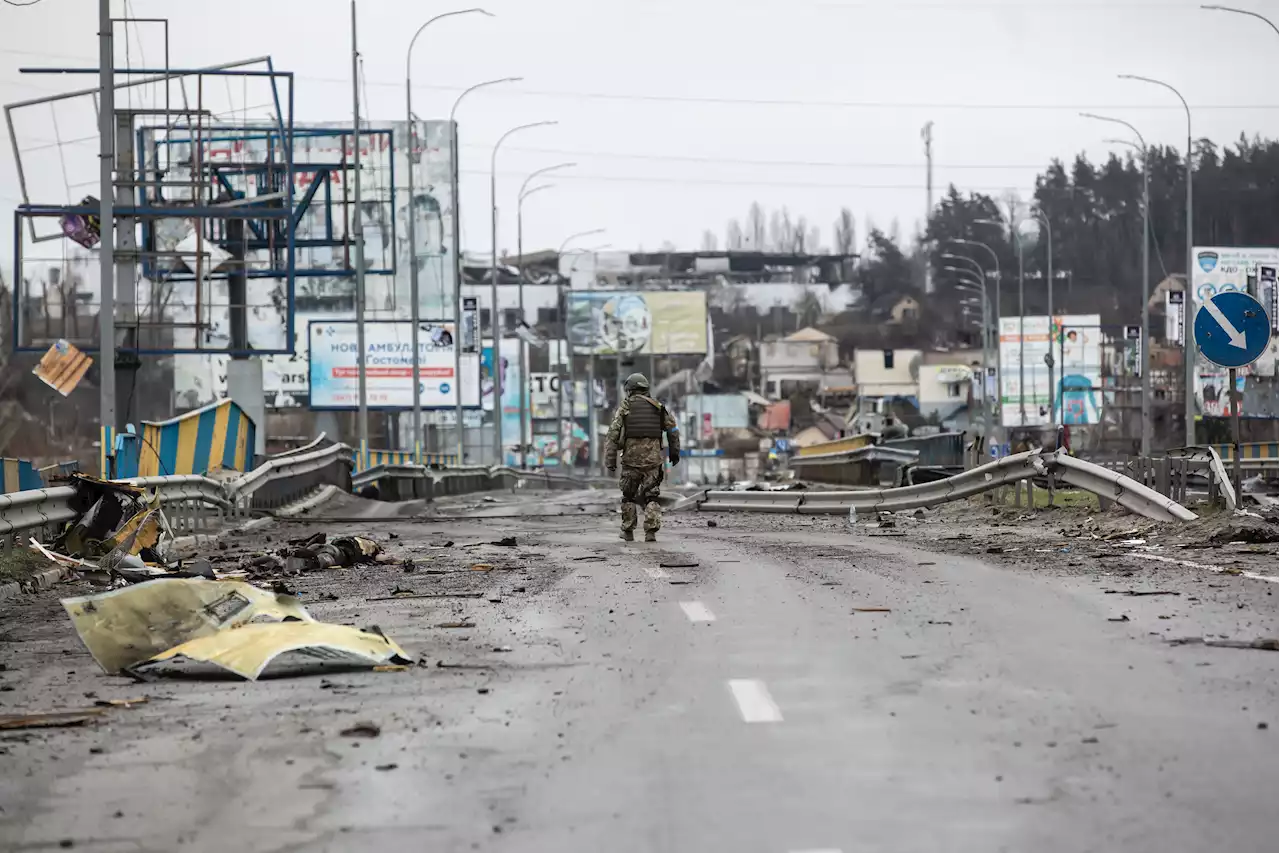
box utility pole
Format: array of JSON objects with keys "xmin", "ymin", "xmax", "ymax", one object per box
[
  {"xmin": 351, "ymin": 1, "xmax": 369, "ymax": 466},
  {"xmin": 922, "ymin": 121, "xmax": 934, "ymax": 295},
  {"xmin": 97, "ymin": 0, "xmax": 115, "ymax": 476}
]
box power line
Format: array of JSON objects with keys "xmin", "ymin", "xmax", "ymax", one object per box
[
  {"xmin": 460, "ymin": 143, "xmax": 1046, "ymax": 170},
  {"xmin": 2, "ymin": 48, "xmax": 1274, "ymax": 111},
  {"xmin": 465, "ymin": 168, "xmax": 1037, "ymax": 192}
]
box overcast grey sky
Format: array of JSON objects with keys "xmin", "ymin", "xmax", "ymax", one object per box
[{"xmin": 1, "ymin": 0, "xmax": 1277, "ymax": 267}]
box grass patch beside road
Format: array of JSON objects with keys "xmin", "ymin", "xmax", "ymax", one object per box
[{"xmin": 0, "ymin": 548, "xmax": 52, "ymax": 584}]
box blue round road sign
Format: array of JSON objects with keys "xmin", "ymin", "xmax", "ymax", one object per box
[{"xmin": 1194, "ymin": 291, "xmax": 1272, "ymax": 369}]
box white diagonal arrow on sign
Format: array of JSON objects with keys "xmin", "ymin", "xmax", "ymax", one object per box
[{"xmin": 1203, "ymin": 297, "xmax": 1248, "ymax": 349}]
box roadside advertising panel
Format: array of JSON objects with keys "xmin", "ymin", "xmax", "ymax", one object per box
[
  {"xmin": 308, "ymin": 320, "xmax": 480, "ymax": 409},
  {"xmin": 566, "ymin": 291, "xmax": 708, "ymax": 355},
  {"xmin": 999, "ymin": 314, "xmax": 1102, "ymax": 427}
]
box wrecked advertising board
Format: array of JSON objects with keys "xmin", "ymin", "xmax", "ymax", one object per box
[{"xmin": 308, "ymin": 320, "xmax": 481, "ymax": 410}]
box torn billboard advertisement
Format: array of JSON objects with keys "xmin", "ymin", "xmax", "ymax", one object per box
[
  {"xmin": 999, "ymin": 315, "xmax": 1103, "ymax": 427},
  {"xmin": 308, "ymin": 320, "xmax": 480, "ymax": 410},
  {"xmin": 566, "ymin": 291, "xmax": 708, "ymax": 355}
]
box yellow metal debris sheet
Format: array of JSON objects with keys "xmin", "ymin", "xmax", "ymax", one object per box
[
  {"xmin": 62, "ymin": 578, "xmax": 314, "ymax": 674},
  {"xmin": 135, "ymin": 622, "xmax": 413, "ymax": 681}
]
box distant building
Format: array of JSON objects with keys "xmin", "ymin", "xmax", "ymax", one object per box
[{"xmin": 758, "ymin": 327, "xmax": 850, "ymax": 398}]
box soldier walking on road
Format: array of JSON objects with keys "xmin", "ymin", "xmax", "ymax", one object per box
[{"xmin": 605, "ymin": 373, "xmax": 681, "ymax": 542}]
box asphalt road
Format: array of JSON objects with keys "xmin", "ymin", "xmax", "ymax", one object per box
[{"xmin": 0, "ymin": 489, "xmax": 1276, "ymax": 853}]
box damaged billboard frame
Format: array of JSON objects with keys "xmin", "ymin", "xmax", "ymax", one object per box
[{"xmin": 8, "ymin": 60, "xmax": 304, "ymax": 356}]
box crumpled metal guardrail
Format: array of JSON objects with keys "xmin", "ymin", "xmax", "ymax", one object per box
[{"xmin": 700, "ymin": 449, "xmax": 1198, "ymax": 523}]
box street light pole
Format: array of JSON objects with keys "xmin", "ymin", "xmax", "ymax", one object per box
[
  {"xmin": 1084, "ymin": 112, "xmax": 1152, "ymax": 455},
  {"xmin": 946, "ymin": 238, "xmax": 1004, "ymax": 449},
  {"xmin": 404, "ymin": 8, "xmax": 492, "ymax": 464},
  {"xmin": 557, "ymin": 230, "xmax": 607, "ymax": 469},
  {"xmin": 975, "ymin": 218, "xmax": 1026, "ymax": 428},
  {"xmin": 1200, "ymin": 4, "xmax": 1279, "ymax": 31},
  {"xmin": 514, "ymin": 181, "xmax": 555, "ymax": 468},
  {"xmin": 490, "ymin": 120, "xmax": 557, "ymax": 465},
  {"xmin": 1118, "ymin": 75, "xmax": 1195, "ymax": 446},
  {"xmin": 512, "ymin": 162, "xmax": 576, "ymax": 469},
  {"xmin": 942, "ymin": 259, "xmax": 992, "ymax": 437},
  {"xmin": 1026, "ymin": 211, "xmax": 1055, "ymax": 425},
  {"xmin": 447, "ymin": 77, "xmax": 520, "ymax": 463},
  {"xmin": 351, "ymin": 1, "xmax": 369, "ymax": 467}
]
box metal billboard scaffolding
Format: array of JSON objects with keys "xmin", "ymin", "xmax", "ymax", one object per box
[{"xmin": 4, "ymin": 25, "xmax": 400, "ymax": 473}]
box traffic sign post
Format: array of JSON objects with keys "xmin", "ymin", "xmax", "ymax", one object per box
[{"xmin": 1193, "ymin": 291, "xmax": 1273, "ymax": 496}]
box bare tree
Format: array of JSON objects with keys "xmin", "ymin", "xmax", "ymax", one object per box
[
  {"xmin": 747, "ymin": 202, "xmax": 766, "ymax": 249},
  {"xmin": 700, "ymin": 230, "xmax": 718, "ymax": 252},
  {"xmin": 768, "ymin": 210, "xmax": 784, "ymax": 252},
  {"xmin": 806, "ymin": 225, "xmax": 822, "ymax": 254},
  {"xmin": 833, "ymin": 208, "xmax": 856, "ymax": 254},
  {"xmin": 725, "ymin": 219, "xmax": 744, "ymax": 250}
]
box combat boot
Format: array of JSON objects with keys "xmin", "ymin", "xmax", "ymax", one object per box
[
  {"xmin": 644, "ymin": 531, "xmax": 657, "ymax": 542},
  {"xmin": 620, "ymin": 530, "xmax": 634, "ymax": 542}
]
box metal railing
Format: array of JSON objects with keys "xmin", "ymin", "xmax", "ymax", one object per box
[{"xmin": 701, "ymin": 449, "xmax": 1199, "ymax": 524}]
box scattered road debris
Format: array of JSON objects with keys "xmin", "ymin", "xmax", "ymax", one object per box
[
  {"xmin": 133, "ymin": 622, "xmax": 413, "ymax": 681},
  {"xmin": 1167, "ymin": 637, "xmax": 1278, "ymax": 651},
  {"xmin": 469, "ymin": 564, "xmax": 494, "ymax": 572},
  {"xmin": 1107, "ymin": 615, "xmax": 1131, "ymax": 622},
  {"xmin": 853, "ymin": 607, "xmax": 892, "ymax": 613},
  {"xmin": 33, "ymin": 338, "xmax": 93, "ymax": 396},
  {"xmin": 367, "ymin": 592, "xmax": 485, "ymax": 601},
  {"xmin": 0, "ymin": 710, "xmax": 104, "ymax": 730},
  {"xmin": 340, "ymin": 721, "xmax": 382, "ymax": 738},
  {"xmin": 435, "ymin": 621, "xmax": 476, "ymax": 629},
  {"xmin": 489, "ymin": 537, "xmax": 518, "ymax": 547},
  {"xmin": 62, "ymin": 578, "xmax": 312, "ymax": 674},
  {"xmin": 572, "ymin": 556, "xmax": 605, "ymax": 562},
  {"xmin": 659, "ymin": 561, "xmax": 698, "ymax": 569}
]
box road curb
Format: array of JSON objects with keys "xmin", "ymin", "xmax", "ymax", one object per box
[{"xmin": 0, "ymin": 564, "xmax": 72, "ymax": 603}]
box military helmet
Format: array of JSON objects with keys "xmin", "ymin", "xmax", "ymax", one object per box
[{"xmin": 623, "ymin": 372, "xmax": 650, "ymax": 393}]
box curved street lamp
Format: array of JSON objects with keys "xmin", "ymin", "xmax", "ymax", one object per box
[
  {"xmin": 1118, "ymin": 74, "xmax": 1195, "ymax": 446},
  {"xmin": 1084, "ymin": 111, "xmax": 1153, "ymax": 455},
  {"xmin": 1201, "ymin": 4, "xmax": 1279, "ymax": 31},
  {"xmin": 942, "ymin": 262, "xmax": 994, "ymax": 436},
  {"xmin": 553, "ymin": 229, "xmax": 608, "ymax": 469},
  {"xmin": 490, "ymin": 120, "xmax": 558, "ymax": 462},
  {"xmin": 441, "ymin": 75, "xmax": 521, "ymax": 462},
  {"xmin": 945, "ymin": 237, "xmax": 1005, "ymax": 442},
  {"xmin": 404, "ymin": 8, "xmax": 493, "ymax": 460}
]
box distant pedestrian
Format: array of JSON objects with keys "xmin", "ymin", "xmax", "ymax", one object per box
[{"xmin": 604, "ymin": 373, "xmax": 681, "ymax": 542}]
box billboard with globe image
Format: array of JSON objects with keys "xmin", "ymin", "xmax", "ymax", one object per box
[{"xmin": 565, "ymin": 291, "xmax": 708, "ymax": 355}]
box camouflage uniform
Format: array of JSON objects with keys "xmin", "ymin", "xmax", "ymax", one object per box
[{"xmin": 605, "ymin": 383, "xmax": 680, "ymax": 540}]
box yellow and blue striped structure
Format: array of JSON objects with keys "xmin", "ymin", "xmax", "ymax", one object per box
[
  {"xmin": 353, "ymin": 448, "xmax": 459, "ymax": 471},
  {"xmin": 1, "ymin": 458, "xmax": 44, "ymax": 493},
  {"xmin": 99, "ymin": 425, "xmax": 115, "ymax": 478},
  {"xmin": 114, "ymin": 399, "xmax": 257, "ymax": 479},
  {"xmin": 1212, "ymin": 442, "xmax": 1278, "ymax": 465}
]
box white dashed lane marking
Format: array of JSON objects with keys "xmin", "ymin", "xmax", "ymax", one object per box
[
  {"xmin": 728, "ymin": 679, "xmax": 783, "ymax": 723},
  {"xmin": 678, "ymin": 601, "xmax": 716, "ymax": 623}
]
